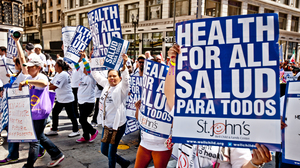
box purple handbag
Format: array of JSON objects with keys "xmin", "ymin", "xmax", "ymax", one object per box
[{"xmin": 30, "ymin": 87, "xmax": 55, "ymax": 120}]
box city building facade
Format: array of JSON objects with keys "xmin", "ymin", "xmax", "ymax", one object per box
[
  {"xmin": 0, "ymin": 0, "xmax": 23, "ymax": 47},
  {"xmin": 22, "ymin": 0, "xmax": 64, "ymax": 55},
  {"xmin": 21, "ymin": 0, "xmax": 300, "ymax": 60}
]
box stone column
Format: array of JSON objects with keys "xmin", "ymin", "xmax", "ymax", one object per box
[
  {"xmin": 119, "ymin": 4, "xmax": 125, "ymax": 24},
  {"xmin": 241, "ymin": 1, "xmax": 247, "ymax": 15},
  {"xmin": 139, "ymin": 0, "xmax": 145, "ymax": 21},
  {"xmin": 287, "ymin": 14, "xmax": 292, "ymax": 31},
  {"xmin": 221, "ymin": 0, "xmax": 228, "ymax": 17},
  {"xmin": 162, "ymin": 0, "xmax": 169, "ymax": 19},
  {"xmin": 259, "ymin": 6, "xmax": 264, "ymax": 13}
]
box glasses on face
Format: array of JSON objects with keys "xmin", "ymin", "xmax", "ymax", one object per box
[
  {"xmin": 157, "ymin": 59, "xmax": 161, "ymax": 61},
  {"xmin": 139, "ymin": 61, "xmax": 144, "ymax": 64}
]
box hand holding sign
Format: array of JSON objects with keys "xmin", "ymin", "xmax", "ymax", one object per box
[{"xmin": 251, "ymin": 144, "xmax": 272, "ymax": 166}]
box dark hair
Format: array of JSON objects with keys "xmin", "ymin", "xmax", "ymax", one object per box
[
  {"xmin": 0, "ymin": 46, "xmax": 6, "ymax": 52},
  {"xmin": 56, "ymin": 59, "xmax": 70, "ymax": 71},
  {"xmin": 25, "ymin": 43, "xmax": 34, "ymax": 51},
  {"xmin": 45, "ymin": 53, "xmax": 50, "ymax": 60},
  {"xmin": 108, "ymin": 69, "xmax": 121, "ymax": 78}
]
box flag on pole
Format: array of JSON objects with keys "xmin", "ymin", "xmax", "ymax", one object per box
[{"xmin": 290, "ymin": 48, "xmax": 295, "ymax": 63}]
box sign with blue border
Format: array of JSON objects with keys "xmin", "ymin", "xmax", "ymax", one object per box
[{"xmin": 172, "ymin": 13, "xmax": 281, "ymax": 151}]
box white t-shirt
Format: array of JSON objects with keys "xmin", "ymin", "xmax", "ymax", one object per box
[
  {"xmin": 45, "ymin": 60, "xmax": 52, "ymax": 72},
  {"xmin": 95, "ymin": 70, "xmax": 107, "ymax": 98},
  {"xmin": 78, "ymin": 74, "xmax": 96, "ymax": 104},
  {"xmin": 51, "ymin": 60, "xmax": 56, "ymax": 67},
  {"xmin": 140, "ymin": 106, "xmax": 174, "ymax": 151},
  {"xmin": 71, "ymin": 62, "xmax": 83, "ymax": 88},
  {"xmin": 0, "ymin": 55, "xmax": 6, "ymax": 65},
  {"xmin": 25, "ymin": 73, "xmax": 48, "ymax": 90},
  {"xmin": 176, "ymin": 144, "xmax": 251, "ymax": 168},
  {"xmin": 0, "ymin": 79, "xmax": 3, "ymax": 87},
  {"xmin": 37, "ymin": 53, "xmax": 47, "ymax": 65},
  {"xmin": 11, "ymin": 72, "xmax": 30, "ymax": 88},
  {"xmin": 27, "ymin": 53, "xmax": 39, "ymax": 60},
  {"xmin": 98, "ymin": 86, "xmax": 127, "ymax": 128},
  {"xmin": 51, "ymin": 71, "xmax": 74, "ymax": 103}
]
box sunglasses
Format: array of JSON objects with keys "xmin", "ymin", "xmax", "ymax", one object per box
[{"xmin": 139, "ymin": 61, "xmax": 144, "ymax": 64}]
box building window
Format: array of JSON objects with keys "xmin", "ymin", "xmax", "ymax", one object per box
[
  {"xmin": 142, "ymin": 32, "xmax": 163, "ymax": 56},
  {"xmin": 264, "ymin": 8, "xmax": 274, "ymax": 13},
  {"xmin": 42, "ymin": 13, "xmax": 46, "ymax": 23},
  {"xmin": 228, "ymin": 0, "xmax": 241, "ymax": 16},
  {"xmin": 296, "ymin": 0, "xmax": 300, "ymax": 8},
  {"xmin": 57, "ymin": 0, "xmax": 61, "ymax": 5},
  {"xmin": 49, "ymin": 12, "xmax": 53, "ymax": 22},
  {"xmin": 80, "ymin": 13, "xmax": 89, "ymax": 28},
  {"xmin": 93, "ymin": 0, "xmax": 103, "ymax": 3},
  {"xmin": 279, "ymin": 13, "xmax": 287, "ymax": 30},
  {"xmin": 247, "ymin": 4, "xmax": 258, "ymax": 14},
  {"xmin": 279, "ymin": 0, "xmax": 289, "ymax": 5},
  {"xmin": 70, "ymin": 0, "xmax": 75, "ymax": 9},
  {"xmin": 57, "ymin": 10, "xmax": 61, "ymax": 21},
  {"xmin": 145, "ymin": 0, "xmax": 162, "ymax": 20},
  {"xmin": 124, "ymin": 34, "xmax": 139, "ymax": 59},
  {"xmin": 49, "ymin": 0, "xmax": 53, "ymax": 7},
  {"xmin": 125, "ymin": 3, "xmax": 139, "ymax": 23},
  {"xmin": 170, "ymin": 0, "xmax": 190, "ymax": 17},
  {"xmin": 205, "ymin": 0, "xmax": 221, "ymax": 17},
  {"xmin": 68, "ymin": 15, "xmax": 76, "ymax": 26},
  {"xmin": 80, "ymin": 0, "xmax": 89, "ymax": 6},
  {"xmin": 291, "ymin": 16, "xmax": 299, "ymax": 32}
]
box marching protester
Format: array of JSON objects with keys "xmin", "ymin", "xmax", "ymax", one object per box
[
  {"xmin": 11, "ymin": 34, "xmax": 65, "ymax": 168},
  {"xmin": 46, "ymin": 59, "xmax": 80, "ymax": 137},
  {"xmin": 91, "ymin": 53, "xmax": 131, "ymax": 168},
  {"xmin": 75, "ymin": 51, "xmax": 98, "ymax": 143},
  {"xmin": 155, "ymin": 55, "xmax": 165, "ymax": 64},
  {"xmin": 34, "ymin": 44, "xmax": 47, "ymax": 68},
  {"xmin": 145, "ymin": 51, "xmax": 153, "ymax": 60},
  {"xmin": 0, "ymin": 46, "xmax": 6, "ymax": 64}
]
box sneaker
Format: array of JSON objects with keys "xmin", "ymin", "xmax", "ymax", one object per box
[
  {"xmin": 38, "ymin": 149, "xmax": 46, "ymax": 159},
  {"xmin": 68, "ymin": 131, "xmax": 80, "ymax": 137},
  {"xmin": 91, "ymin": 122, "xmax": 98, "ymax": 127},
  {"xmin": 0, "ymin": 158, "xmax": 18, "ymax": 165},
  {"xmin": 122, "ymin": 160, "xmax": 131, "ymax": 168},
  {"xmin": 89, "ymin": 130, "xmax": 98, "ymax": 142},
  {"xmin": 45, "ymin": 129, "xmax": 58, "ymax": 136},
  {"xmin": 47, "ymin": 155, "xmax": 64, "ymax": 167},
  {"xmin": 76, "ymin": 137, "xmax": 87, "ymax": 143}
]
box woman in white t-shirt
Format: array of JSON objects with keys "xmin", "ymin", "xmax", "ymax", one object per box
[
  {"xmin": 163, "ymin": 44, "xmax": 272, "ymax": 168},
  {"xmin": 76, "ymin": 62, "xmax": 98, "ymax": 143},
  {"xmin": 90, "ymin": 54, "xmax": 130, "ymax": 168},
  {"xmin": 46, "ymin": 59, "xmax": 79, "ymax": 137},
  {"xmin": 18, "ymin": 53, "xmax": 64, "ymax": 167}
]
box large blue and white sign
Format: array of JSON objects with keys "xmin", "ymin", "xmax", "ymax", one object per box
[
  {"xmin": 103, "ymin": 37, "xmax": 129, "ymax": 70},
  {"xmin": 6, "ymin": 30, "xmax": 17, "ymax": 73},
  {"xmin": 139, "ymin": 60, "xmax": 173, "ymax": 138},
  {"xmin": 172, "ymin": 13, "xmax": 281, "ymax": 151},
  {"xmin": 7, "ymin": 86, "xmax": 37, "ymax": 142},
  {"xmin": 125, "ymin": 75, "xmax": 143, "ymax": 135},
  {"xmin": 0, "ymin": 88, "xmax": 8, "ymax": 132},
  {"xmin": 88, "ymin": 4, "xmax": 122, "ymax": 71},
  {"xmin": 62, "ymin": 26, "xmax": 76, "ymax": 56},
  {"xmin": 64, "ymin": 25, "xmax": 92, "ymax": 64},
  {"xmin": 282, "ymin": 81, "xmax": 300, "ymax": 165}
]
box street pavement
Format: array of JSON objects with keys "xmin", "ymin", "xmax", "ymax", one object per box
[{"xmin": 0, "ymin": 110, "xmax": 275, "ymax": 168}]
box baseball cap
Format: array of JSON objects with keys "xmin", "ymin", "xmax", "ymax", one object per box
[
  {"xmin": 34, "ymin": 44, "xmax": 42, "ymax": 49},
  {"xmin": 23, "ymin": 55, "xmax": 43, "ymax": 67},
  {"xmin": 156, "ymin": 55, "xmax": 162, "ymax": 59},
  {"xmin": 137, "ymin": 54, "xmax": 146, "ymax": 60},
  {"xmin": 25, "ymin": 43, "xmax": 35, "ymax": 51}
]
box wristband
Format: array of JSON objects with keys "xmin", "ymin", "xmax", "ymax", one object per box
[
  {"xmin": 25, "ymin": 80, "xmax": 29, "ymax": 85},
  {"xmin": 250, "ymin": 160, "xmax": 264, "ymax": 168},
  {"xmin": 170, "ymin": 61, "xmax": 176, "ymax": 66}
]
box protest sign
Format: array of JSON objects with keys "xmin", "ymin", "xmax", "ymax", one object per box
[
  {"xmin": 0, "ymin": 88, "xmax": 8, "ymax": 132},
  {"xmin": 6, "ymin": 30, "xmax": 17, "ymax": 73},
  {"xmin": 103, "ymin": 37, "xmax": 129, "ymax": 70},
  {"xmin": 0, "ymin": 59, "xmax": 9, "ymax": 85},
  {"xmin": 62, "ymin": 26, "xmax": 76, "ymax": 55},
  {"xmin": 88, "ymin": 4, "xmax": 122, "ymax": 71},
  {"xmin": 172, "ymin": 13, "xmax": 281, "ymax": 151},
  {"xmin": 64, "ymin": 25, "xmax": 92, "ymax": 64},
  {"xmin": 125, "ymin": 75, "xmax": 143, "ymax": 135},
  {"xmin": 282, "ymin": 81, "xmax": 300, "ymax": 165},
  {"xmin": 7, "ymin": 86, "xmax": 37, "ymax": 142},
  {"xmin": 139, "ymin": 60, "xmax": 173, "ymax": 138}
]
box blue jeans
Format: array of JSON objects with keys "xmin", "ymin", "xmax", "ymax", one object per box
[
  {"xmin": 7, "ymin": 142, "xmax": 19, "ymax": 160},
  {"xmin": 100, "ymin": 124, "xmax": 129, "ymax": 168},
  {"xmin": 25, "ymin": 119, "xmax": 63, "ymax": 168}
]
